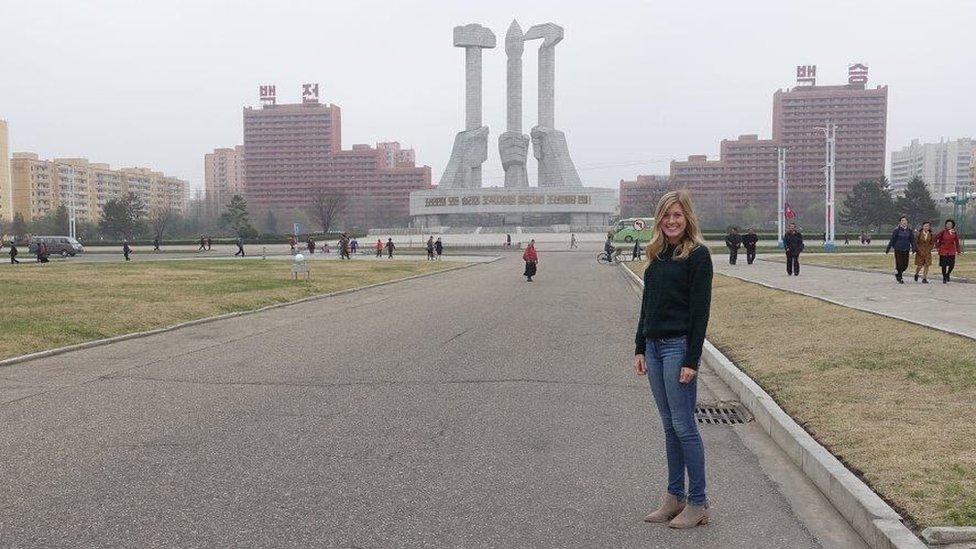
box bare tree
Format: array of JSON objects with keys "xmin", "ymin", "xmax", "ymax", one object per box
[
  {"xmin": 149, "ymin": 204, "xmax": 177, "ymax": 242},
  {"xmin": 307, "ymin": 189, "xmax": 346, "ymax": 233}
]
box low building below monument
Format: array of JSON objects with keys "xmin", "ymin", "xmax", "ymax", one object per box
[{"xmin": 410, "ymin": 186, "xmax": 614, "ymax": 228}]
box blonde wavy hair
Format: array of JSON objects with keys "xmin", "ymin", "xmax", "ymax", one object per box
[{"xmin": 646, "ymin": 190, "xmax": 706, "ymax": 262}]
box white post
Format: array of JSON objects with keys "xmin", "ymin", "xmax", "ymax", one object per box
[
  {"xmin": 777, "ymin": 147, "xmax": 786, "ymax": 247},
  {"xmin": 816, "ymin": 123, "xmax": 837, "ymax": 251}
]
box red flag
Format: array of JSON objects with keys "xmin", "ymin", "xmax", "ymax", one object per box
[{"xmin": 784, "ymin": 203, "xmax": 796, "ymax": 220}]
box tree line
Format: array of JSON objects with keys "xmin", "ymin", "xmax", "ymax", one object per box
[{"xmin": 2, "ymin": 189, "xmax": 349, "ymax": 242}]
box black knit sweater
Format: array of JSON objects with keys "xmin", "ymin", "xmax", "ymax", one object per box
[{"xmin": 634, "ymin": 243, "xmax": 713, "ymax": 369}]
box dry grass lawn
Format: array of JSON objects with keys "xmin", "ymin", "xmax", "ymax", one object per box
[
  {"xmin": 0, "ymin": 259, "xmax": 457, "ymax": 362},
  {"xmin": 771, "ymin": 251, "xmax": 975, "ymax": 280},
  {"xmin": 628, "ymin": 261, "xmax": 976, "ymax": 528}
]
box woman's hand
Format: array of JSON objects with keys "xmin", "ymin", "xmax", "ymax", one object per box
[
  {"xmin": 679, "ymin": 367, "xmax": 697, "ymax": 384},
  {"xmin": 634, "ymin": 354, "xmax": 647, "ymax": 376}
]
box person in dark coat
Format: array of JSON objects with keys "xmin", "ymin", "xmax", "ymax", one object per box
[
  {"xmin": 783, "ymin": 223, "xmax": 804, "ymax": 276},
  {"xmin": 742, "ymin": 227, "xmax": 759, "ymax": 265},
  {"xmin": 122, "ymin": 240, "xmax": 132, "ymax": 261},
  {"xmin": 385, "ymin": 238, "xmax": 395, "ymax": 259},
  {"xmin": 153, "ymin": 237, "xmax": 160, "ymax": 251},
  {"xmin": 434, "ymin": 237, "xmax": 443, "ymax": 260},
  {"xmin": 235, "ymin": 236, "xmax": 245, "ymax": 257},
  {"xmin": 725, "ymin": 227, "xmax": 741, "ymax": 265},
  {"xmin": 37, "ymin": 242, "xmax": 50, "ymax": 263},
  {"xmin": 935, "ymin": 219, "xmax": 963, "ymax": 283},
  {"xmin": 206, "ymin": 236, "xmax": 212, "ymax": 251},
  {"xmin": 522, "ymin": 239, "xmax": 538, "ymax": 281},
  {"xmin": 885, "ymin": 216, "xmax": 916, "ymax": 283},
  {"xmin": 632, "ymin": 238, "xmax": 643, "ymax": 261},
  {"xmin": 426, "ymin": 236, "xmax": 435, "ymax": 260},
  {"xmin": 198, "ymin": 235, "xmax": 206, "ymax": 251},
  {"xmin": 9, "ymin": 242, "xmax": 19, "ymax": 264},
  {"xmin": 307, "ymin": 237, "xmax": 316, "ymax": 255}
]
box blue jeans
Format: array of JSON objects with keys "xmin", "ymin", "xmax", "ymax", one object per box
[{"xmin": 645, "ymin": 336, "xmax": 707, "ymax": 506}]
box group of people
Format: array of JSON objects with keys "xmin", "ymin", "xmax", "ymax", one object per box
[
  {"xmin": 336, "ymin": 234, "xmax": 358, "ymax": 259},
  {"xmin": 886, "ymin": 217, "xmax": 962, "ymax": 284},
  {"xmin": 375, "ymin": 238, "xmax": 396, "ymax": 259},
  {"xmin": 723, "ymin": 227, "xmax": 760, "ymax": 265},
  {"xmin": 197, "ymin": 235, "xmax": 213, "ymax": 251},
  {"xmin": 425, "ymin": 236, "xmax": 444, "ymax": 260}
]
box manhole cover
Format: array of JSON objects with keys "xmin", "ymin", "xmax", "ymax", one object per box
[{"xmin": 695, "ymin": 403, "xmax": 750, "ymax": 425}]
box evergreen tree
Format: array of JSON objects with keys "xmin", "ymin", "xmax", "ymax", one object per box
[
  {"xmin": 99, "ymin": 192, "xmax": 147, "ymax": 240},
  {"xmin": 896, "ymin": 176, "xmax": 940, "ymax": 225},
  {"xmin": 54, "ymin": 205, "xmax": 70, "ymax": 235},
  {"xmin": 220, "ymin": 194, "xmax": 257, "ymax": 238},
  {"xmin": 264, "ymin": 209, "xmax": 279, "ymax": 235},
  {"xmin": 11, "ymin": 213, "xmax": 27, "ymax": 236},
  {"xmin": 840, "ymin": 177, "xmax": 895, "ymax": 231}
]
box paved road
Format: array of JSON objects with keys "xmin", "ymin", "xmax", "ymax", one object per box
[
  {"xmin": 714, "ymin": 254, "xmax": 976, "ymax": 339},
  {"xmin": 1, "ymin": 252, "xmax": 837, "ymax": 547}
]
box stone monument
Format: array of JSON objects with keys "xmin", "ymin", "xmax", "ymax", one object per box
[
  {"xmin": 499, "ymin": 20, "xmax": 530, "ymax": 188},
  {"xmin": 523, "ymin": 22, "xmax": 583, "ymax": 188},
  {"xmin": 439, "ymin": 24, "xmax": 496, "ymax": 189}
]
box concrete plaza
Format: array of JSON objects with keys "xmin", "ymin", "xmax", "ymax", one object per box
[{"xmin": 0, "ymin": 252, "xmax": 863, "ymax": 547}]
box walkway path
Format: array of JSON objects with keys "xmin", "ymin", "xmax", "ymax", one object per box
[
  {"xmin": 1, "ymin": 252, "xmax": 843, "ymax": 547},
  {"xmin": 713, "ymin": 254, "xmax": 976, "ymax": 339}
]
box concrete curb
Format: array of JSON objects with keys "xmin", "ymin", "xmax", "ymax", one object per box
[
  {"xmin": 716, "ymin": 269, "xmax": 975, "ymax": 342},
  {"xmin": 756, "ymin": 257, "xmax": 972, "ymax": 284},
  {"xmin": 0, "ymin": 258, "xmax": 499, "ymax": 369},
  {"xmin": 921, "ymin": 526, "xmax": 976, "ymax": 545},
  {"xmin": 620, "ymin": 263, "xmax": 927, "ymax": 549}
]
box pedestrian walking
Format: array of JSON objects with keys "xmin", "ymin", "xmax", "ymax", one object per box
[
  {"xmin": 288, "ymin": 235, "xmax": 297, "ymax": 254},
  {"xmin": 206, "ymin": 236, "xmax": 212, "ymax": 251},
  {"xmin": 434, "ymin": 237, "xmax": 443, "ymax": 260},
  {"xmin": 426, "ymin": 236, "xmax": 435, "ymax": 260},
  {"xmin": 340, "ymin": 234, "xmax": 352, "ymax": 260},
  {"xmin": 742, "ymin": 227, "xmax": 758, "ymax": 265},
  {"xmin": 783, "ymin": 223, "xmax": 804, "ymax": 276},
  {"xmin": 198, "ymin": 235, "xmax": 206, "ymax": 251},
  {"xmin": 843, "ymin": 233, "xmax": 850, "ymax": 246},
  {"xmin": 307, "ymin": 237, "xmax": 316, "ymax": 255},
  {"xmin": 122, "ymin": 240, "xmax": 131, "ymax": 261},
  {"xmin": 522, "ymin": 239, "xmax": 538, "ymax": 281},
  {"xmin": 9, "ymin": 242, "xmax": 19, "ymax": 264},
  {"xmin": 506, "ymin": 233, "xmax": 512, "ymax": 247},
  {"xmin": 235, "ymin": 236, "xmax": 245, "ymax": 257},
  {"xmin": 632, "ymin": 238, "xmax": 643, "ymax": 261},
  {"xmin": 385, "ymin": 237, "xmax": 395, "ymax": 259},
  {"xmin": 913, "ymin": 221, "xmax": 934, "ymax": 283},
  {"xmin": 885, "ymin": 216, "xmax": 916, "ymax": 284},
  {"xmin": 375, "ymin": 238, "xmax": 383, "ymax": 258},
  {"xmin": 351, "ymin": 239, "xmax": 358, "ymax": 254},
  {"xmin": 935, "ymin": 219, "xmax": 962, "ymax": 283},
  {"xmin": 634, "ymin": 189, "xmax": 712, "ymax": 529},
  {"xmin": 153, "ymin": 237, "xmax": 160, "ymax": 251},
  {"xmin": 724, "ymin": 227, "xmax": 741, "ymax": 265},
  {"xmin": 570, "ymin": 233, "xmax": 578, "ymax": 249}
]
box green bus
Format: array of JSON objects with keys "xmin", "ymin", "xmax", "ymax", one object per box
[{"xmin": 612, "ymin": 217, "xmax": 655, "ymax": 243}]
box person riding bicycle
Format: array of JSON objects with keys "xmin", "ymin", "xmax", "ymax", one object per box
[{"xmin": 604, "ymin": 236, "xmax": 615, "ymax": 260}]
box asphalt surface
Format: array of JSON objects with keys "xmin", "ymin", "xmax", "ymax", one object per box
[{"xmin": 1, "ymin": 252, "xmax": 826, "ymax": 548}]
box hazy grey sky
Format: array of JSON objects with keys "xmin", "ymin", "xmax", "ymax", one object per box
[{"xmin": 1, "ymin": 0, "xmax": 973, "ymax": 193}]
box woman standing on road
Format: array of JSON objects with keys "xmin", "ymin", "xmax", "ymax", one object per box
[
  {"xmin": 634, "ymin": 190, "xmax": 713, "ymax": 529},
  {"xmin": 522, "ymin": 239, "xmax": 538, "ymax": 282},
  {"xmin": 913, "ymin": 221, "xmax": 934, "ymax": 283},
  {"xmin": 935, "ymin": 219, "xmax": 962, "ymax": 283},
  {"xmin": 885, "ymin": 216, "xmax": 916, "ymax": 284}
]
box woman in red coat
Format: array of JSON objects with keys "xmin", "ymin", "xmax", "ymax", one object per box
[
  {"xmin": 522, "ymin": 240, "xmax": 538, "ymax": 282},
  {"xmin": 934, "ymin": 219, "xmax": 962, "ymax": 283}
]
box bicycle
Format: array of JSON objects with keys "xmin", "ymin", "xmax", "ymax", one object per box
[{"xmin": 597, "ymin": 248, "xmax": 625, "ymax": 264}]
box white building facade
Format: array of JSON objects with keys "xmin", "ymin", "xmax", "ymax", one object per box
[{"xmin": 890, "ymin": 138, "xmax": 974, "ymax": 196}]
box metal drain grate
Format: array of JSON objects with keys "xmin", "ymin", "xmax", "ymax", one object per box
[{"xmin": 695, "ymin": 403, "xmax": 749, "ymax": 425}]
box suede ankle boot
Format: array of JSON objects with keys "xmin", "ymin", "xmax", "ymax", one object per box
[
  {"xmin": 643, "ymin": 493, "xmax": 685, "ymax": 523},
  {"xmin": 668, "ymin": 503, "xmax": 709, "ymax": 529}
]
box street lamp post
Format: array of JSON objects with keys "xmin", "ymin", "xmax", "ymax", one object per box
[
  {"xmin": 814, "ymin": 123, "xmax": 837, "ymax": 251},
  {"xmin": 777, "ymin": 147, "xmax": 787, "ymax": 248}
]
